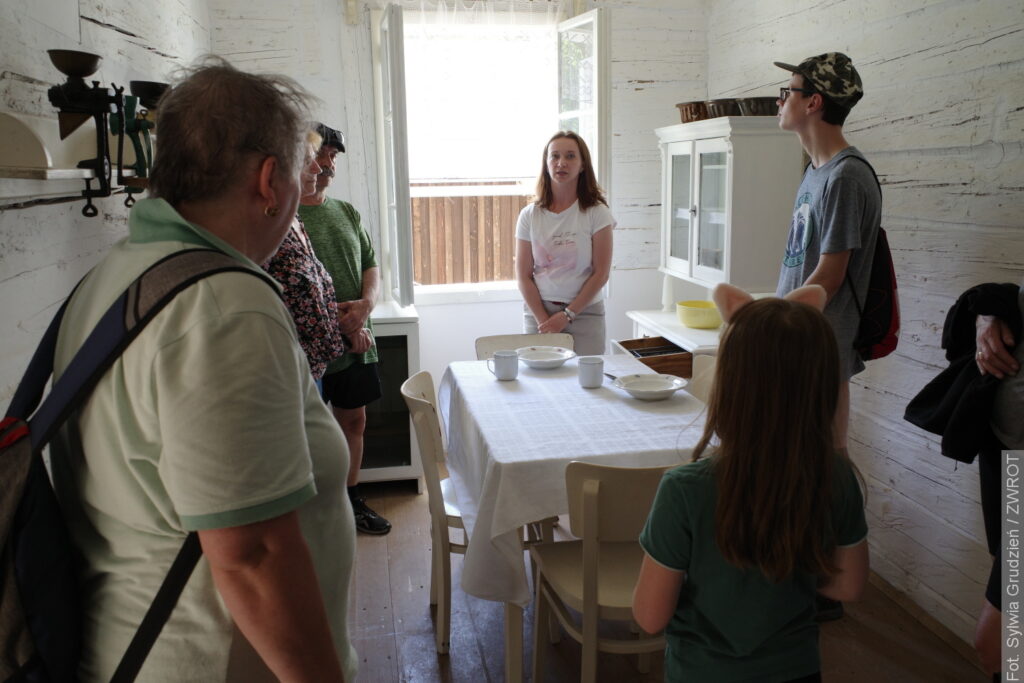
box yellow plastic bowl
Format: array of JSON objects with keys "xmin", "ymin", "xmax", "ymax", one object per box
[{"xmin": 676, "ymin": 300, "xmax": 722, "ymax": 329}]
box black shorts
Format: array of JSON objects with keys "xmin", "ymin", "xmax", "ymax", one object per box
[{"xmin": 321, "ymin": 362, "xmax": 383, "ymax": 409}]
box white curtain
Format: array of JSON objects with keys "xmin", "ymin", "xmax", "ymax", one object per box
[{"xmin": 376, "ymin": 0, "xmax": 574, "ymax": 183}]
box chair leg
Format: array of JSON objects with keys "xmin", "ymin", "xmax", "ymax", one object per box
[
  {"xmin": 504, "ymin": 603, "xmax": 524, "ymax": 683},
  {"xmin": 429, "ymin": 530, "xmax": 438, "ymax": 606},
  {"xmin": 526, "ymin": 520, "xmax": 561, "ymax": 644},
  {"xmin": 581, "ymin": 609, "xmax": 598, "ymax": 683},
  {"xmin": 531, "ymin": 578, "xmax": 549, "ymax": 682},
  {"xmin": 434, "ymin": 530, "xmax": 451, "ymax": 654},
  {"xmin": 548, "ymin": 609, "xmax": 561, "ymax": 645},
  {"xmin": 637, "ymin": 650, "xmax": 651, "ymax": 674}
]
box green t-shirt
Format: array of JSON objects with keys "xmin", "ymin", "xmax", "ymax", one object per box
[
  {"xmin": 50, "ymin": 198, "xmax": 357, "ymax": 681},
  {"xmin": 640, "ymin": 456, "xmax": 867, "ymax": 683},
  {"xmin": 298, "ymin": 197, "xmax": 379, "ymax": 372}
]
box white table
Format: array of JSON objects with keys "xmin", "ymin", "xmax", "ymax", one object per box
[{"xmin": 438, "ymin": 354, "xmax": 706, "ymax": 681}]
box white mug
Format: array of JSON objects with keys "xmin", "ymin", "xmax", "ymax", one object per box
[
  {"xmin": 578, "ymin": 356, "xmax": 604, "ymax": 389},
  {"xmin": 487, "ymin": 350, "xmax": 519, "ymax": 380}
]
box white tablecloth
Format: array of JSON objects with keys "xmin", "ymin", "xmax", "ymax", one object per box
[{"xmin": 438, "ymin": 354, "xmax": 706, "ymax": 606}]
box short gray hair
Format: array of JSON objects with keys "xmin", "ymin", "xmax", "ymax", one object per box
[{"xmin": 149, "ymin": 57, "xmax": 314, "ymax": 205}]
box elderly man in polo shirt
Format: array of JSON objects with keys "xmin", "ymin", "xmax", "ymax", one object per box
[{"xmin": 298, "ymin": 123, "xmax": 391, "ymax": 535}]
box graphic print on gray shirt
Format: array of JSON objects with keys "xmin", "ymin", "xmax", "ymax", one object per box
[{"xmin": 775, "ymin": 147, "xmax": 882, "ymax": 379}]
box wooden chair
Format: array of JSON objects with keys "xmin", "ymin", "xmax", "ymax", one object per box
[
  {"xmin": 530, "ymin": 461, "xmax": 670, "ymax": 683},
  {"xmin": 474, "ymin": 333, "xmax": 574, "ymax": 360},
  {"xmin": 686, "ymin": 353, "xmax": 716, "ymax": 404},
  {"xmin": 400, "ymin": 370, "xmax": 467, "ymax": 654}
]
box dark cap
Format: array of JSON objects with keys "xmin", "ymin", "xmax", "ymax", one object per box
[
  {"xmin": 314, "ymin": 122, "xmax": 346, "ymax": 153},
  {"xmin": 774, "ymin": 52, "xmax": 863, "ymax": 110}
]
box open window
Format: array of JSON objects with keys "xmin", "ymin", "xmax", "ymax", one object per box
[
  {"xmin": 557, "ymin": 8, "xmax": 610, "ymax": 191},
  {"xmin": 373, "ymin": 3, "xmax": 609, "ymax": 303}
]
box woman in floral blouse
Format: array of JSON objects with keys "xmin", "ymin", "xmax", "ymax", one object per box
[{"xmin": 263, "ymin": 131, "xmax": 346, "ymax": 380}]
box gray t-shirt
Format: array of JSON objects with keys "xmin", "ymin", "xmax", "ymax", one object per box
[
  {"xmin": 775, "ymin": 147, "xmax": 882, "ymax": 378},
  {"xmin": 992, "ymin": 281, "xmax": 1024, "ymax": 449}
]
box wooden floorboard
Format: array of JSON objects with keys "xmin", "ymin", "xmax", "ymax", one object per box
[{"xmin": 352, "ymin": 480, "xmax": 987, "ymax": 682}]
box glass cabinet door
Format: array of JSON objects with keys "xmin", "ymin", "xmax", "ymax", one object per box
[
  {"xmin": 663, "ymin": 140, "xmax": 692, "ymax": 276},
  {"xmin": 693, "ymin": 138, "xmax": 729, "ymax": 283}
]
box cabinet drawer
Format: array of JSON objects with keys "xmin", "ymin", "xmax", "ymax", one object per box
[{"xmin": 613, "ymin": 336, "xmax": 693, "ymax": 378}]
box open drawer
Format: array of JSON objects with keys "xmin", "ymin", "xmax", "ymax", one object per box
[{"xmin": 613, "ymin": 336, "xmax": 693, "ymax": 378}]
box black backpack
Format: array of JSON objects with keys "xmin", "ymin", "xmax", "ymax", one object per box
[
  {"xmin": 818, "ymin": 154, "xmax": 900, "ymax": 362},
  {"xmin": 1, "ymin": 249, "xmax": 275, "ymax": 683}
]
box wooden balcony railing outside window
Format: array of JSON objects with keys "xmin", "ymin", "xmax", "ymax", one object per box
[{"xmin": 410, "ymin": 180, "xmax": 533, "ymax": 285}]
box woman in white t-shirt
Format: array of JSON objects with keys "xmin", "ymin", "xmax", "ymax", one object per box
[{"xmin": 515, "ymin": 131, "xmax": 615, "ymax": 355}]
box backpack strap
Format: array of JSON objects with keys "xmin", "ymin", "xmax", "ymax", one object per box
[
  {"xmin": 5, "ymin": 248, "xmax": 278, "ymax": 683},
  {"xmin": 834, "ymin": 154, "xmax": 883, "ymax": 317},
  {"xmin": 109, "ymin": 533, "xmax": 203, "ymax": 683},
  {"xmin": 24, "ymin": 249, "xmax": 277, "ymax": 450}
]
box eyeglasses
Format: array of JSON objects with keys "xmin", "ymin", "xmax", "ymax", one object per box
[{"xmin": 779, "ymin": 86, "xmax": 817, "ymax": 102}]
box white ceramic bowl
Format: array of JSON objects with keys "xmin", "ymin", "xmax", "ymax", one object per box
[
  {"xmin": 515, "ymin": 345, "xmax": 576, "ymax": 370},
  {"xmin": 612, "ymin": 374, "xmax": 688, "ymax": 401}
]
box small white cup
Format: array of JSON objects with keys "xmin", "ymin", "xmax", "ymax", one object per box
[
  {"xmin": 487, "ymin": 349, "xmax": 519, "ymax": 380},
  {"xmin": 578, "ymin": 356, "xmax": 604, "ymax": 389}
]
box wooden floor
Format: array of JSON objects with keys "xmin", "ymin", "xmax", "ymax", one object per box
[{"xmin": 349, "ymin": 480, "xmax": 987, "ymax": 682}]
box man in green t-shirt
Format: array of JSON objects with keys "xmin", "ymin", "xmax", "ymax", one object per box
[{"xmin": 298, "ymin": 124, "xmax": 390, "ymax": 535}]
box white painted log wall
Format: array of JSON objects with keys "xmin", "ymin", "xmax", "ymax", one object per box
[
  {"xmin": 0, "ymin": 0, "xmax": 210, "ymax": 404},
  {"xmin": 597, "ymin": 0, "xmax": 709, "ymax": 271},
  {"xmin": 207, "ymin": 0, "xmax": 377, "ymax": 226},
  {"xmin": 706, "ymin": 0, "xmax": 1024, "ymax": 644}
]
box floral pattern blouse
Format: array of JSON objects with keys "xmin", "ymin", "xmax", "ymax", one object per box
[{"xmin": 263, "ymin": 217, "xmax": 345, "ymax": 379}]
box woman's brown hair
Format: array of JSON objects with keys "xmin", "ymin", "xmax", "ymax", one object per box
[
  {"xmin": 533, "ymin": 131, "xmax": 607, "ymax": 210},
  {"xmin": 691, "ymin": 297, "xmax": 857, "ymax": 582}
]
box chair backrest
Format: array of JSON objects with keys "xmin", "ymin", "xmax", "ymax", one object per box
[
  {"xmin": 565, "ymin": 461, "xmax": 671, "ymax": 543},
  {"xmin": 475, "ymin": 333, "xmax": 574, "ymax": 360},
  {"xmin": 400, "ymin": 371, "xmax": 448, "ymax": 524},
  {"xmin": 687, "ymin": 354, "xmax": 716, "ymax": 404}
]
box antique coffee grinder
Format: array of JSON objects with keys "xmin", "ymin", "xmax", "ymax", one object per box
[
  {"xmin": 110, "ymin": 81, "xmax": 167, "ymax": 207},
  {"xmin": 46, "ymin": 49, "xmax": 124, "ymax": 216}
]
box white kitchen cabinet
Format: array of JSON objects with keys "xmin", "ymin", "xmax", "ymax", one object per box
[{"xmin": 657, "ymin": 117, "xmax": 804, "ymax": 293}]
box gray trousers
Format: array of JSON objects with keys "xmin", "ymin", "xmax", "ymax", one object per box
[{"xmin": 524, "ymin": 300, "xmax": 606, "ymax": 355}]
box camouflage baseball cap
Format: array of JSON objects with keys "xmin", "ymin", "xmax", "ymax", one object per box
[{"xmin": 774, "ymin": 52, "xmax": 863, "ymax": 109}]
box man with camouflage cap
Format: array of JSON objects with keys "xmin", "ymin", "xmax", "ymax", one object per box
[{"xmin": 774, "ymin": 52, "xmax": 879, "ymax": 622}]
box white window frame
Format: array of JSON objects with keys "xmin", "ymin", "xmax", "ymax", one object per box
[
  {"xmin": 372, "ymin": 4, "xmax": 414, "ymax": 306},
  {"xmin": 372, "ymin": 3, "xmax": 610, "ymax": 306},
  {"xmin": 557, "ymin": 8, "xmax": 611, "ymax": 193}
]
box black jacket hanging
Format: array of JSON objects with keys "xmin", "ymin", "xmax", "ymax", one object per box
[{"xmin": 903, "ymin": 282, "xmax": 1021, "ymax": 464}]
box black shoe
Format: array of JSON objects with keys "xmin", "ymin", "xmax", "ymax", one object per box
[
  {"xmin": 352, "ymin": 497, "xmax": 391, "ymax": 535},
  {"xmin": 815, "ymin": 596, "xmax": 844, "ymax": 622}
]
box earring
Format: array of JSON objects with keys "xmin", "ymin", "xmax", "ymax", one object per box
[{"xmin": 264, "ymin": 205, "xmax": 280, "ymax": 217}]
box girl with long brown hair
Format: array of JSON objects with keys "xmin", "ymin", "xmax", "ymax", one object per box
[
  {"xmin": 515, "ymin": 131, "xmax": 614, "ymax": 355},
  {"xmin": 632, "ymin": 284, "xmax": 869, "ymax": 683}
]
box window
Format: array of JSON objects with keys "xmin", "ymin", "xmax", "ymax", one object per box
[
  {"xmin": 374, "ymin": 5, "xmax": 608, "ymax": 305},
  {"xmin": 404, "ymin": 19, "xmax": 556, "ymax": 286}
]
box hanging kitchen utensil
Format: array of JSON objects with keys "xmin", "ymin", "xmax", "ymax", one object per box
[{"xmin": 46, "ymin": 49, "xmax": 125, "ymax": 217}]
